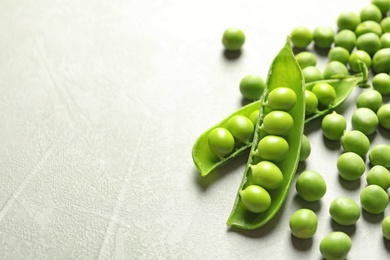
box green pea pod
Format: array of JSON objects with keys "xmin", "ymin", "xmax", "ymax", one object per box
[
  {"xmin": 191, "ymin": 62, "xmax": 367, "ymax": 177},
  {"xmin": 226, "ymin": 37, "xmax": 305, "ymax": 230}
]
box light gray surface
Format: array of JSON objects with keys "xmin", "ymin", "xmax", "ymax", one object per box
[{"xmin": 0, "ymin": 0, "xmax": 389, "ymax": 259}]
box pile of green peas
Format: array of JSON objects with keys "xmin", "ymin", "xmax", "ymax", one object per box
[{"xmin": 240, "ymin": 87, "xmax": 298, "ymax": 213}]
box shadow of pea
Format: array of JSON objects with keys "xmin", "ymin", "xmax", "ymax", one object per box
[
  {"xmin": 383, "ymin": 237, "xmax": 390, "ymax": 252},
  {"xmin": 223, "ymin": 49, "xmax": 242, "ymax": 60},
  {"xmin": 313, "ymin": 45, "xmax": 330, "ymax": 57},
  {"xmin": 378, "ymin": 125, "xmax": 390, "ymax": 140},
  {"xmin": 292, "ymin": 194, "xmax": 323, "ymax": 213},
  {"xmin": 322, "ymin": 135, "xmax": 341, "ymax": 151},
  {"xmin": 362, "ymin": 209, "xmax": 384, "ymax": 224},
  {"xmin": 290, "ymin": 234, "xmax": 313, "ymax": 251},
  {"xmin": 337, "ymin": 174, "xmax": 362, "ymax": 191},
  {"xmin": 240, "ymin": 97, "xmax": 253, "ymax": 107},
  {"xmin": 330, "ymin": 218, "xmax": 357, "ymax": 237}
]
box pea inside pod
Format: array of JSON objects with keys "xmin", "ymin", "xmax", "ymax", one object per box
[{"xmin": 226, "ymin": 37, "xmax": 305, "ymax": 230}]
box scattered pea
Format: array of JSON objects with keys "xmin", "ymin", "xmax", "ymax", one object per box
[
  {"xmin": 372, "ymin": 73, "xmax": 390, "ymax": 95},
  {"xmin": 366, "ymin": 165, "xmax": 390, "ymax": 190},
  {"xmin": 319, "ymin": 232, "xmax": 352, "ymax": 260},
  {"xmin": 337, "ymin": 152, "xmax": 366, "ymax": 181},
  {"xmin": 337, "ymin": 12, "xmax": 361, "ymax": 31},
  {"xmin": 295, "ymin": 51, "xmax": 317, "ymax": 69},
  {"xmin": 348, "ymin": 50, "xmax": 372, "ymax": 73},
  {"xmin": 369, "ymin": 144, "xmax": 390, "ymax": 168},
  {"xmin": 208, "ymin": 128, "xmax": 235, "ymax": 156},
  {"xmin": 381, "ymin": 17, "xmax": 390, "ymax": 33},
  {"xmin": 291, "ymin": 26, "xmax": 313, "ymax": 49},
  {"xmin": 360, "ymin": 184, "xmax": 389, "ymax": 214},
  {"xmin": 267, "ymin": 87, "xmax": 297, "ymax": 111},
  {"xmin": 313, "ymin": 26, "xmax": 334, "ymax": 49},
  {"xmin": 304, "ymin": 90, "xmax": 319, "ymax": 115},
  {"xmin": 382, "ymin": 215, "xmax": 390, "ymax": 240},
  {"xmin": 372, "ymin": 0, "xmax": 390, "ymax": 15},
  {"xmin": 377, "ymin": 104, "xmax": 390, "ymax": 129},
  {"xmin": 334, "ymin": 29, "xmax": 357, "ymax": 53},
  {"xmin": 251, "ymin": 161, "xmax": 283, "ymax": 190},
  {"xmin": 356, "ymin": 89, "xmax": 382, "ymax": 112},
  {"xmin": 355, "ymin": 20, "xmax": 382, "ymax": 37},
  {"xmin": 222, "ymin": 28, "xmax": 245, "ymax": 51},
  {"xmin": 257, "ymin": 135, "xmax": 289, "ymax": 162},
  {"xmin": 299, "ymin": 134, "xmax": 311, "ymax": 162},
  {"xmin": 302, "ymin": 66, "xmax": 323, "ymax": 83},
  {"xmin": 263, "ymin": 110, "xmax": 294, "ymax": 136},
  {"xmin": 372, "ymin": 47, "xmax": 390, "ymax": 73},
  {"xmin": 323, "ymin": 61, "xmax": 349, "ymax": 79},
  {"xmin": 321, "ymin": 112, "xmax": 347, "ymax": 140},
  {"xmin": 356, "ymin": 32, "xmax": 382, "ymax": 56},
  {"xmin": 328, "ymin": 47, "xmax": 350, "ymax": 64},
  {"xmin": 240, "ymin": 185, "xmax": 271, "ymax": 213},
  {"xmin": 239, "ymin": 75, "xmax": 265, "ymax": 100},
  {"xmin": 311, "ymin": 82, "xmax": 336, "ymax": 107},
  {"xmin": 295, "ymin": 170, "xmax": 327, "ymax": 202},
  {"xmin": 329, "ymin": 197, "xmax": 361, "ymax": 226},
  {"xmin": 380, "ymin": 32, "xmax": 390, "ymax": 48},
  {"xmin": 341, "ymin": 130, "xmax": 370, "ymax": 157},
  {"xmin": 360, "ymin": 4, "xmax": 382, "ymax": 23},
  {"xmin": 227, "ymin": 115, "xmax": 254, "ymax": 143},
  {"xmin": 351, "ymin": 107, "xmax": 379, "ymax": 135},
  {"xmin": 289, "ymin": 209, "xmax": 318, "ymax": 239}
]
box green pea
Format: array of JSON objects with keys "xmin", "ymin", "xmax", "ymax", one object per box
[
  {"xmin": 328, "ymin": 47, "xmax": 350, "ymax": 64},
  {"xmin": 366, "ymin": 165, "xmax": 390, "ymax": 190},
  {"xmin": 360, "ymin": 184, "xmax": 389, "ymax": 214},
  {"xmin": 372, "ymin": 73, "xmax": 390, "ymax": 95},
  {"xmin": 208, "ymin": 128, "xmax": 235, "ymax": 156},
  {"xmin": 348, "ymin": 50, "xmax": 372, "ymax": 73},
  {"xmin": 382, "ymin": 215, "xmax": 390, "ymax": 240},
  {"xmin": 337, "ymin": 152, "xmax": 366, "ymax": 181},
  {"xmin": 295, "ymin": 51, "xmax": 316, "ymax": 69},
  {"xmin": 311, "ymin": 82, "xmax": 336, "ymax": 107},
  {"xmin": 257, "ymin": 135, "xmax": 289, "ymax": 162},
  {"xmin": 334, "ymin": 29, "xmax": 357, "ymax": 53},
  {"xmin": 295, "ymin": 170, "xmax": 327, "ymax": 202},
  {"xmin": 360, "ymin": 4, "xmax": 382, "ymax": 23},
  {"xmin": 240, "ymin": 185, "xmax": 271, "ymax": 213},
  {"xmin": 299, "ymin": 134, "xmax": 311, "ymax": 162},
  {"xmin": 372, "ymin": 0, "xmax": 390, "ymax": 15},
  {"xmin": 380, "ymin": 32, "xmax": 390, "ymax": 48},
  {"xmin": 249, "ymin": 110, "xmax": 259, "ymax": 126},
  {"xmin": 239, "ymin": 75, "xmax": 265, "ymax": 100},
  {"xmin": 351, "ymin": 107, "xmax": 379, "ymax": 135},
  {"xmin": 227, "ymin": 115, "xmax": 254, "ymax": 143},
  {"xmin": 267, "ymin": 87, "xmax": 297, "ymax": 111},
  {"xmin": 356, "ymin": 32, "xmax": 382, "ymax": 56},
  {"xmin": 313, "ymin": 26, "xmax": 334, "ymax": 49},
  {"xmin": 381, "ymin": 17, "xmax": 390, "ymax": 33},
  {"xmin": 323, "ymin": 61, "xmax": 349, "ymax": 79},
  {"xmin": 222, "ymin": 28, "xmax": 245, "ymax": 51},
  {"xmin": 377, "ymin": 104, "xmax": 390, "ymax": 129},
  {"xmin": 251, "ymin": 161, "xmax": 283, "ymax": 190},
  {"xmin": 321, "ymin": 112, "xmax": 347, "ymax": 140},
  {"xmin": 302, "ymin": 66, "xmax": 323, "ymax": 83},
  {"xmin": 355, "ymin": 20, "xmax": 382, "ymax": 37},
  {"xmin": 341, "ymin": 130, "xmax": 370, "ymax": 157},
  {"xmin": 289, "ymin": 209, "xmax": 318, "ymax": 239},
  {"xmin": 372, "ymin": 48, "xmax": 390, "ymax": 73},
  {"xmin": 369, "ymin": 144, "xmax": 390, "ymax": 168},
  {"xmin": 329, "ymin": 197, "xmax": 361, "ymax": 226},
  {"xmin": 319, "ymin": 232, "xmax": 352, "ymax": 260},
  {"xmin": 304, "ymin": 90, "xmax": 319, "ymax": 115},
  {"xmin": 356, "ymin": 89, "xmax": 383, "ymax": 112},
  {"xmin": 291, "ymin": 26, "xmax": 313, "ymax": 49},
  {"xmin": 337, "ymin": 12, "xmax": 361, "ymax": 31},
  {"xmin": 263, "ymin": 110, "xmax": 294, "ymax": 136}
]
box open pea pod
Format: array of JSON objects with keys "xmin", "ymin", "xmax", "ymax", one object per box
[
  {"xmin": 226, "ymin": 37, "xmax": 305, "ymax": 230},
  {"xmin": 191, "ymin": 62, "xmax": 368, "ymax": 177}
]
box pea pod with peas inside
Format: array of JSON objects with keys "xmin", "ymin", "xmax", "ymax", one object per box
[
  {"xmin": 191, "ymin": 61, "xmax": 368, "ymax": 177},
  {"xmin": 226, "ymin": 38, "xmax": 305, "ymax": 230}
]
